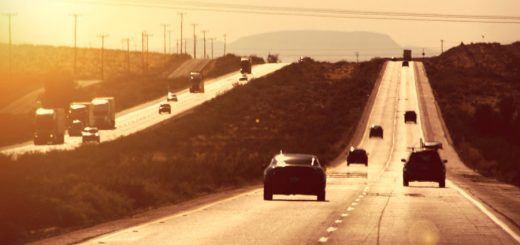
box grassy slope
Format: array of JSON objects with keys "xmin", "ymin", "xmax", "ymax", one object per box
[
  {"xmin": 0, "ymin": 59, "xmax": 383, "ymax": 243},
  {"xmin": 423, "ymin": 42, "xmax": 520, "ymax": 185}
]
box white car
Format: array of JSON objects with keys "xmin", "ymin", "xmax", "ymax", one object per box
[
  {"xmin": 82, "ymin": 127, "xmax": 100, "ymax": 143},
  {"xmin": 167, "ymin": 92, "xmax": 178, "ymax": 102}
]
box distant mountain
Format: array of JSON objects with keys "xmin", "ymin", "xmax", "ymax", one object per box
[{"xmin": 228, "ymin": 30, "xmax": 407, "ymax": 62}]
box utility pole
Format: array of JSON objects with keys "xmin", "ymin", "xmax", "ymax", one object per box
[
  {"xmin": 355, "ymin": 51, "xmax": 359, "ymax": 63},
  {"xmin": 441, "ymin": 39, "xmax": 444, "ymax": 54},
  {"xmin": 70, "ymin": 14, "xmax": 81, "ymax": 78},
  {"xmin": 122, "ymin": 38, "xmax": 131, "ymax": 73},
  {"xmin": 168, "ymin": 30, "xmax": 173, "ymax": 54},
  {"xmin": 98, "ymin": 34, "xmax": 108, "ymax": 81},
  {"xmin": 142, "ymin": 32, "xmax": 145, "ymax": 73},
  {"xmin": 144, "ymin": 33, "xmax": 153, "ymax": 72},
  {"xmin": 201, "ymin": 30, "xmax": 208, "ymax": 58},
  {"xmin": 209, "ymin": 38, "xmax": 215, "ymax": 59},
  {"xmin": 176, "ymin": 39, "xmax": 179, "ymax": 54},
  {"xmin": 184, "ymin": 39, "xmax": 187, "ymax": 54},
  {"xmin": 178, "ymin": 12, "xmax": 185, "ymax": 54},
  {"xmin": 160, "ymin": 24, "xmax": 170, "ymax": 54},
  {"xmin": 3, "ymin": 13, "xmax": 17, "ymax": 76},
  {"xmin": 191, "ymin": 23, "xmax": 198, "ymax": 58},
  {"xmin": 223, "ymin": 34, "xmax": 227, "ymax": 56}
]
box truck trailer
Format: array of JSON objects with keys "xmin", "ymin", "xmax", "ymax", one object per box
[
  {"xmin": 189, "ymin": 72, "xmax": 205, "ymax": 93},
  {"xmin": 33, "ymin": 108, "xmax": 66, "ymax": 145},
  {"xmin": 92, "ymin": 97, "xmax": 116, "ymax": 129},
  {"xmin": 240, "ymin": 57, "xmax": 252, "ymax": 74}
]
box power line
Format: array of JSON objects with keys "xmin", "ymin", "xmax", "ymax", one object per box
[{"xmin": 71, "ymin": 0, "xmax": 520, "ymax": 24}]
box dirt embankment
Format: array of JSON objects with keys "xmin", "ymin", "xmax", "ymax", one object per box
[
  {"xmin": 423, "ymin": 42, "xmax": 520, "ymax": 186},
  {"xmin": 0, "ymin": 58, "xmax": 384, "ymax": 244}
]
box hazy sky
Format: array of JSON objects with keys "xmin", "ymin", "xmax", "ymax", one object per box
[{"xmin": 1, "ymin": 0, "xmax": 519, "ymax": 53}]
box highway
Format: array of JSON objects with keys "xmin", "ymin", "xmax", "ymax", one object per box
[
  {"xmin": 63, "ymin": 61, "xmax": 518, "ymax": 244},
  {"xmin": 0, "ymin": 63, "xmax": 288, "ymax": 156}
]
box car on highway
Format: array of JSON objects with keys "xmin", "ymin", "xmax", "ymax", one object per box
[
  {"xmin": 167, "ymin": 92, "xmax": 178, "ymax": 102},
  {"xmin": 82, "ymin": 127, "xmax": 100, "ymax": 143},
  {"xmin": 158, "ymin": 103, "xmax": 172, "ymax": 114},
  {"xmin": 404, "ymin": 110, "xmax": 417, "ymax": 123},
  {"xmin": 263, "ymin": 153, "xmax": 326, "ymax": 201},
  {"xmin": 402, "ymin": 148, "xmax": 447, "ymax": 188},
  {"xmin": 402, "ymin": 61, "xmax": 409, "ymax": 67},
  {"xmin": 421, "ymin": 140, "xmax": 443, "ymax": 150},
  {"xmin": 346, "ymin": 147, "xmax": 368, "ymax": 166},
  {"xmin": 369, "ymin": 125, "xmax": 384, "ymax": 138},
  {"xmin": 239, "ymin": 74, "xmax": 248, "ymax": 81}
]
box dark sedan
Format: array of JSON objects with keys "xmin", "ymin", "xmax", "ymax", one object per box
[
  {"xmin": 404, "ymin": 110, "xmax": 417, "ymax": 123},
  {"xmin": 158, "ymin": 103, "xmax": 171, "ymax": 114},
  {"xmin": 402, "ymin": 149, "xmax": 447, "ymax": 188},
  {"xmin": 347, "ymin": 147, "xmax": 368, "ymax": 166},
  {"xmin": 82, "ymin": 127, "xmax": 100, "ymax": 143},
  {"xmin": 263, "ymin": 153, "xmax": 326, "ymax": 201},
  {"xmin": 369, "ymin": 125, "xmax": 384, "ymax": 138}
]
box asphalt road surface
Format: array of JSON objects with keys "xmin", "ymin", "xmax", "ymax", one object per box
[
  {"xmin": 72, "ymin": 61, "xmax": 519, "ymax": 244},
  {"xmin": 0, "ymin": 63, "xmax": 288, "ymax": 156}
]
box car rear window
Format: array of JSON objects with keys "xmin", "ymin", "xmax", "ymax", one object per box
[
  {"xmin": 409, "ymin": 151, "xmax": 441, "ymax": 165},
  {"xmin": 275, "ymin": 156, "xmax": 319, "ymax": 166}
]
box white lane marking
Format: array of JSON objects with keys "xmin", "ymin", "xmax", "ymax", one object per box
[
  {"xmin": 341, "ymin": 213, "xmax": 349, "ymax": 217},
  {"xmin": 319, "ymin": 237, "xmax": 329, "ymax": 243},
  {"xmin": 335, "ymin": 220, "xmax": 342, "ymax": 224},
  {"xmin": 347, "ymin": 207, "xmax": 355, "ymax": 212},
  {"xmin": 447, "ymin": 180, "xmax": 520, "ymax": 243},
  {"xmin": 84, "ymin": 188, "xmax": 262, "ymax": 244},
  {"xmin": 355, "ymin": 198, "xmax": 360, "ymax": 202},
  {"xmin": 327, "ymin": 227, "xmax": 337, "ymax": 233},
  {"xmin": 351, "ymin": 202, "xmax": 358, "ymax": 206}
]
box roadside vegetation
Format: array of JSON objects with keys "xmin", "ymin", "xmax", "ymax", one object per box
[
  {"xmin": 423, "ymin": 42, "xmax": 520, "ymax": 186},
  {"xmin": 0, "ymin": 58, "xmax": 384, "ymax": 243}
]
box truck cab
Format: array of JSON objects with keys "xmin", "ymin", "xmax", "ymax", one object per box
[
  {"xmin": 189, "ymin": 72, "xmax": 204, "ymax": 93},
  {"xmin": 68, "ymin": 102, "xmax": 93, "ymax": 136},
  {"xmin": 92, "ymin": 97, "xmax": 116, "ymax": 129},
  {"xmin": 240, "ymin": 57, "xmax": 252, "ymax": 74},
  {"xmin": 34, "ymin": 108, "xmax": 66, "ymax": 145}
]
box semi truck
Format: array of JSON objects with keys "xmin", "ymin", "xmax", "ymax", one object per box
[
  {"xmin": 92, "ymin": 97, "xmax": 116, "ymax": 129},
  {"xmin": 33, "ymin": 108, "xmax": 66, "ymax": 145},
  {"xmin": 189, "ymin": 72, "xmax": 205, "ymax": 93},
  {"xmin": 240, "ymin": 57, "xmax": 252, "ymax": 74},
  {"xmin": 67, "ymin": 102, "xmax": 94, "ymax": 136},
  {"xmin": 403, "ymin": 49, "xmax": 412, "ymax": 61}
]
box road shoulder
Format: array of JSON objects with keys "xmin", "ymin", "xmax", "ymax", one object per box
[{"xmin": 414, "ymin": 61, "xmax": 520, "ymax": 239}]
